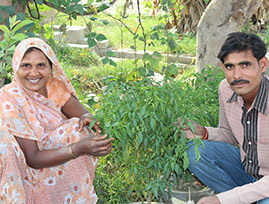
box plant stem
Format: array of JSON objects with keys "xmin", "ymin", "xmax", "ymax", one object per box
[{"xmin": 136, "ymin": 0, "xmax": 146, "ymax": 53}]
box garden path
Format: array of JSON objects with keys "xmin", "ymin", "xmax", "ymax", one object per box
[
  {"xmin": 53, "ymin": 25, "xmax": 196, "ymax": 70},
  {"xmin": 53, "ymin": 24, "xmax": 269, "ymax": 71}
]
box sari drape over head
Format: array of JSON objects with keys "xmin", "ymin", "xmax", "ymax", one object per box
[{"xmin": 0, "ymin": 38, "xmax": 98, "ymax": 204}]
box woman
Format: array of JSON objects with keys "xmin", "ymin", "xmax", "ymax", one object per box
[{"xmin": 0, "ymin": 38, "xmax": 113, "ymax": 203}]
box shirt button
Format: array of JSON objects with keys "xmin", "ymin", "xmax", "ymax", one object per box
[
  {"xmin": 249, "ymin": 160, "xmax": 252, "ymax": 164},
  {"xmin": 247, "ymin": 121, "xmax": 250, "ymax": 124},
  {"xmin": 248, "ymin": 141, "xmax": 252, "ymax": 145}
]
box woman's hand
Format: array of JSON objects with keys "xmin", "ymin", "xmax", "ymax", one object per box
[
  {"xmin": 79, "ymin": 112, "xmax": 101, "ymax": 135},
  {"xmin": 62, "ymin": 96, "xmax": 101, "ymax": 134},
  {"xmin": 174, "ymin": 118, "xmax": 206, "ymax": 139},
  {"xmin": 73, "ymin": 134, "xmax": 114, "ymax": 157}
]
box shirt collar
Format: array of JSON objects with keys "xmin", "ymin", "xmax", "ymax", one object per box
[{"xmin": 227, "ymin": 75, "xmax": 269, "ymax": 114}]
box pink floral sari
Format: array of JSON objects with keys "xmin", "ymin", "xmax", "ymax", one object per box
[{"xmin": 0, "ymin": 38, "xmax": 98, "ymax": 203}]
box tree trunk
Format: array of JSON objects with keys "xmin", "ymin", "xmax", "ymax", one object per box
[
  {"xmin": 249, "ymin": 0, "xmax": 269, "ymax": 32},
  {"xmin": 173, "ymin": 0, "xmax": 208, "ymax": 34},
  {"xmin": 0, "ymin": 0, "xmax": 11, "ymax": 6},
  {"xmin": 0, "ymin": 0, "xmax": 12, "ymax": 24},
  {"xmin": 0, "ymin": 0, "xmax": 26, "ymax": 24},
  {"xmin": 196, "ymin": 0, "xmax": 263, "ymax": 72}
]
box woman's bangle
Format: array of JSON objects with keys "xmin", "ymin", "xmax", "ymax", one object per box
[
  {"xmin": 202, "ymin": 127, "xmax": 208, "ymax": 140},
  {"xmin": 67, "ymin": 144, "xmax": 76, "ymax": 159}
]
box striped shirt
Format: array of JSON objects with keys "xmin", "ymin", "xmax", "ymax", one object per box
[
  {"xmin": 226, "ymin": 75, "xmax": 268, "ymax": 179},
  {"xmin": 206, "ymin": 75, "xmax": 269, "ymax": 204}
]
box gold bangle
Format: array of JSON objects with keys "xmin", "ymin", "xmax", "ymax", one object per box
[{"xmin": 68, "ymin": 144, "xmax": 76, "ymax": 159}]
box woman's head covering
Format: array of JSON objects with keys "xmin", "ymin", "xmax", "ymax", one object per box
[
  {"xmin": 0, "ymin": 37, "xmax": 78, "ymax": 141},
  {"xmin": 12, "ymin": 37, "xmax": 76, "ymax": 96}
]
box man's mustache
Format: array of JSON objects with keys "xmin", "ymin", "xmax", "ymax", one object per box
[{"xmin": 231, "ymin": 79, "xmax": 250, "ymax": 85}]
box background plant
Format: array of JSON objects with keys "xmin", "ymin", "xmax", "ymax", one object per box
[{"xmin": 0, "ymin": 16, "xmax": 32, "ymax": 85}]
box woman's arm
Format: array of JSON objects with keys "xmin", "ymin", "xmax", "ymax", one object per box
[
  {"xmin": 61, "ymin": 95, "xmax": 101, "ymax": 133},
  {"xmin": 61, "ymin": 95, "xmax": 88, "ymax": 118},
  {"xmin": 15, "ymin": 134, "xmax": 113, "ymax": 169}
]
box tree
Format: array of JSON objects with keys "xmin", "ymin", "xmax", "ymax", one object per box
[
  {"xmin": 170, "ymin": 0, "xmax": 209, "ymax": 34},
  {"xmin": 150, "ymin": 0, "xmax": 267, "ymax": 71},
  {"xmin": 0, "ymin": 0, "xmax": 117, "ymax": 22},
  {"xmin": 167, "ymin": 0, "xmax": 268, "ymax": 35},
  {"xmin": 196, "ymin": 0, "xmax": 264, "ymax": 71}
]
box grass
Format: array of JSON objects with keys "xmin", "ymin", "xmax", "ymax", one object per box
[
  {"xmin": 51, "ymin": 10, "xmax": 197, "ymax": 55},
  {"xmin": 61, "ymin": 58, "xmax": 148, "ymax": 96}
]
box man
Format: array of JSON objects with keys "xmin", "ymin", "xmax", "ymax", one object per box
[{"xmin": 183, "ymin": 32, "xmax": 269, "ymax": 204}]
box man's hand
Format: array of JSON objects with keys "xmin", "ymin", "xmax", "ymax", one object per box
[
  {"xmin": 197, "ymin": 196, "xmax": 221, "ymax": 204},
  {"xmin": 174, "ymin": 118, "xmax": 206, "ymax": 139}
]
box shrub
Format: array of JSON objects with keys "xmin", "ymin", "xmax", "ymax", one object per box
[{"xmin": 94, "ymin": 66, "xmax": 224, "ymax": 202}]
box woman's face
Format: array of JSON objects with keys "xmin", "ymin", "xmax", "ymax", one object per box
[{"xmin": 17, "ymin": 48, "xmax": 51, "ymax": 96}]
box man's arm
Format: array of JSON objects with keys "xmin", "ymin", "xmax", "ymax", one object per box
[
  {"xmin": 216, "ymin": 175, "xmax": 269, "ymax": 204},
  {"xmin": 197, "ymin": 195, "xmax": 221, "ymax": 204},
  {"xmin": 178, "ymin": 80, "xmax": 238, "ymax": 144}
]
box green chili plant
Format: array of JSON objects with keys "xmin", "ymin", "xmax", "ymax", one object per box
[
  {"xmin": 179, "ymin": 66, "xmax": 225, "ymax": 127},
  {"xmin": 95, "ymin": 77, "xmax": 203, "ymax": 203},
  {"xmin": 94, "ymin": 66, "xmax": 224, "ymax": 203}
]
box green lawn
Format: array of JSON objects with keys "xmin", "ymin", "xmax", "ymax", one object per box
[{"xmin": 53, "ymin": 11, "xmax": 197, "ymax": 55}]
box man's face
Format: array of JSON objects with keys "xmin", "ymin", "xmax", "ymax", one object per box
[{"xmin": 222, "ymin": 50, "xmax": 268, "ymax": 102}]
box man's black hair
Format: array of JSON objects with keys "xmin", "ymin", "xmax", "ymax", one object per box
[{"xmin": 217, "ymin": 32, "xmax": 267, "ymax": 63}]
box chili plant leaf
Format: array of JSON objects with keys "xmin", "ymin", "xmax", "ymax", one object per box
[
  {"xmin": 88, "ymin": 119, "xmax": 96, "ymax": 130},
  {"xmin": 137, "ymin": 132, "xmax": 143, "ymax": 147},
  {"xmin": 183, "ymin": 151, "xmax": 189, "ymax": 170},
  {"xmin": 187, "ymin": 121, "xmax": 195, "ymax": 133}
]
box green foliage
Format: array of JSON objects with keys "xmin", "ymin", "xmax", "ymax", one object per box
[
  {"xmin": 177, "ymin": 32, "xmax": 197, "ymax": 55},
  {"xmin": 27, "ymin": 0, "xmax": 111, "ymax": 17},
  {"xmin": 178, "ymin": 65, "xmax": 224, "ymax": 127},
  {"xmin": 96, "ymin": 77, "xmax": 186, "ymax": 202},
  {"xmin": 0, "ymin": 16, "xmax": 33, "ymax": 82},
  {"xmin": 94, "ymin": 66, "xmax": 224, "ymax": 202},
  {"xmin": 0, "ymin": 6, "xmax": 16, "ymax": 15},
  {"xmin": 262, "ymin": 25, "xmax": 269, "ymax": 48}
]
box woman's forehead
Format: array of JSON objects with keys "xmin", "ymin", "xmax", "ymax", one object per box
[
  {"xmin": 13, "ymin": 39, "xmax": 56, "ymax": 70},
  {"xmin": 21, "ymin": 48, "xmax": 49, "ymax": 62}
]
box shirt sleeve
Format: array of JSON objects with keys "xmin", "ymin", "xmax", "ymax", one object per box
[
  {"xmin": 217, "ymin": 175, "xmax": 269, "ymax": 204},
  {"xmin": 206, "ymin": 80, "xmax": 238, "ymax": 145},
  {"xmin": 47, "ymin": 78, "xmax": 71, "ymax": 107}
]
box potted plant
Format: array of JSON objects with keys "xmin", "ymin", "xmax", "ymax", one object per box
[
  {"xmin": 164, "ymin": 66, "xmax": 224, "ymax": 203},
  {"xmin": 94, "ymin": 66, "xmax": 223, "ymax": 203}
]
